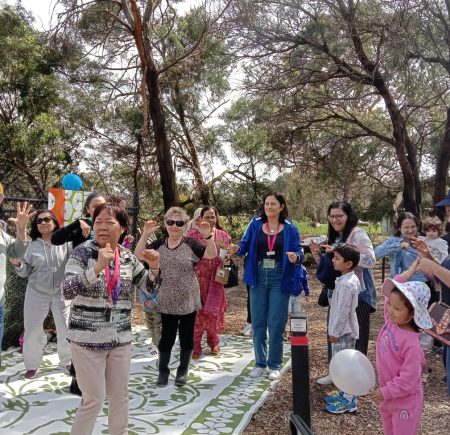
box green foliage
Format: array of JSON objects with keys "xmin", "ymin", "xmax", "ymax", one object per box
[{"xmin": 0, "ymin": 5, "xmax": 78, "ymax": 197}]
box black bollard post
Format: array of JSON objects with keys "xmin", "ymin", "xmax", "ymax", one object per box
[{"xmin": 289, "ymin": 311, "xmax": 312, "ymax": 434}]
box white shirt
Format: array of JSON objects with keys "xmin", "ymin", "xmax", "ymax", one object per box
[{"xmin": 328, "ymin": 271, "xmax": 360, "ymax": 339}]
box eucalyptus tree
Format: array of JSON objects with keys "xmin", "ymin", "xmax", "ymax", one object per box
[
  {"xmin": 405, "ymin": 0, "xmax": 450, "ymax": 213},
  {"xmin": 52, "ymin": 0, "xmax": 232, "ymax": 210},
  {"xmin": 225, "ymin": 0, "xmax": 450, "ymax": 216},
  {"xmin": 0, "ymin": 5, "xmax": 78, "ymax": 197}
]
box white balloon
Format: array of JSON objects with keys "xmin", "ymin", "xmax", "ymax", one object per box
[{"xmin": 329, "ymin": 349, "xmax": 376, "ymax": 396}]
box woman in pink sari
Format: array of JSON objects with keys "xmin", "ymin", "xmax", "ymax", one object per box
[{"xmin": 186, "ymin": 206, "xmax": 231, "ymax": 359}]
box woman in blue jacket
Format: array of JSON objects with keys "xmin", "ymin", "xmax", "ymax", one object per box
[
  {"xmin": 229, "ymin": 192, "xmax": 303, "ymax": 381},
  {"xmin": 374, "ymin": 212, "xmax": 427, "ymax": 282}
]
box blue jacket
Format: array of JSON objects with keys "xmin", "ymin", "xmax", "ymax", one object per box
[
  {"xmin": 374, "ymin": 236, "xmax": 427, "ymax": 282},
  {"xmin": 236, "ymin": 217, "xmax": 304, "ymax": 295}
]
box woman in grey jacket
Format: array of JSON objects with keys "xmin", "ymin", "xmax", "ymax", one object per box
[{"xmin": 11, "ymin": 210, "xmax": 72, "ymax": 379}]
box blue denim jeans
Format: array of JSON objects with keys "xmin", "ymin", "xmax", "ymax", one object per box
[
  {"xmin": 250, "ymin": 262, "xmax": 290, "ymax": 370},
  {"xmin": 0, "ymin": 304, "xmax": 5, "ymax": 367}
]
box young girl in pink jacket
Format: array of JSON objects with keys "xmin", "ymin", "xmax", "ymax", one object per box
[{"xmin": 370, "ymin": 265, "xmax": 432, "ymax": 435}]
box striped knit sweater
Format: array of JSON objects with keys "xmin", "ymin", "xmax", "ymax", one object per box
[{"xmin": 62, "ymin": 240, "xmax": 160, "ymax": 350}]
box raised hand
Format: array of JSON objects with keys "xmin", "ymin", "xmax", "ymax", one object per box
[
  {"xmin": 143, "ymin": 220, "xmax": 159, "ymax": 236},
  {"xmin": 410, "ymin": 237, "xmax": 431, "ymax": 258},
  {"xmin": 8, "ymin": 202, "xmax": 35, "ymax": 231},
  {"xmin": 79, "ymin": 219, "xmax": 91, "ymax": 238},
  {"xmin": 198, "ymin": 220, "xmax": 212, "ymax": 238}
]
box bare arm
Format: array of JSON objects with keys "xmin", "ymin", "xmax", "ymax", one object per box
[
  {"xmin": 134, "ymin": 220, "xmax": 158, "ymax": 260},
  {"xmin": 417, "ymin": 258, "xmax": 450, "ymax": 287}
]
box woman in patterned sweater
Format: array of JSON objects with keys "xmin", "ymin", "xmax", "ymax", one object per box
[
  {"xmin": 61, "ymin": 202, "xmax": 161, "ymax": 435},
  {"xmin": 135, "ymin": 206, "xmax": 217, "ymax": 387}
]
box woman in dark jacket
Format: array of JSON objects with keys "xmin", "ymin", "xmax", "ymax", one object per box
[{"xmin": 51, "ymin": 192, "xmax": 106, "ymax": 248}]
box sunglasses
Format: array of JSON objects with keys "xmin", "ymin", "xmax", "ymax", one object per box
[
  {"xmin": 36, "ymin": 217, "xmax": 53, "ymax": 224},
  {"xmin": 166, "ymin": 219, "xmax": 185, "ymax": 227}
]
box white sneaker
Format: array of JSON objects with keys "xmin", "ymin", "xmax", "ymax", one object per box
[
  {"xmin": 268, "ymin": 370, "xmax": 280, "ymax": 380},
  {"xmin": 249, "ymin": 367, "xmax": 266, "ymax": 378},
  {"xmin": 241, "ymin": 323, "xmax": 253, "ymax": 336},
  {"xmin": 316, "ymin": 374, "xmax": 333, "ymax": 385}
]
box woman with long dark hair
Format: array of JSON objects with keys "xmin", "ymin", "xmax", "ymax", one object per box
[
  {"xmin": 310, "ymin": 201, "xmax": 376, "ymax": 384},
  {"xmin": 375, "ymin": 212, "xmax": 427, "ymax": 281},
  {"xmin": 186, "ymin": 205, "xmax": 231, "ymax": 359},
  {"xmin": 10, "ymin": 210, "xmax": 72, "ymax": 379},
  {"xmin": 51, "ymin": 192, "xmax": 106, "ymax": 248},
  {"xmin": 229, "ymin": 192, "xmax": 303, "ymax": 381}
]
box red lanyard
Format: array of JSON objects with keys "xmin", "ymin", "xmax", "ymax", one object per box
[
  {"xmin": 266, "ymin": 222, "xmax": 280, "ymax": 252},
  {"xmin": 104, "ymin": 247, "xmax": 120, "ymax": 305}
]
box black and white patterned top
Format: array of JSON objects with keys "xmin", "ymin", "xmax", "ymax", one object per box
[
  {"xmin": 148, "ymin": 237, "xmax": 206, "ymax": 315},
  {"xmin": 62, "ymin": 240, "xmax": 160, "ymax": 350}
]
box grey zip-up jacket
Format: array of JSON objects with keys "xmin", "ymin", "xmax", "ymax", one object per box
[
  {"xmin": 15, "ymin": 238, "xmax": 72, "ymax": 295},
  {"xmin": 0, "ymin": 229, "xmax": 29, "ymax": 306}
]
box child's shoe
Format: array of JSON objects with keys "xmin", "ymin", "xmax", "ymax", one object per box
[
  {"xmin": 192, "ymin": 352, "xmax": 202, "ymax": 360},
  {"xmin": 316, "ymin": 374, "xmax": 333, "ymax": 385},
  {"xmin": 324, "ymin": 391, "xmax": 344, "ymax": 404},
  {"xmin": 325, "ymin": 395, "xmax": 357, "ymax": 414}
]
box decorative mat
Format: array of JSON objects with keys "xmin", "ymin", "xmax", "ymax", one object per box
[{"xmin": 0, "ymin": 326, "xmax": 291, "ymax": 434}]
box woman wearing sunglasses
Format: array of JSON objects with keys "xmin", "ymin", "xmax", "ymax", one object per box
[
  {"xmin": 135, "ymin": 206, "xmax": 217, "ymax": 387},
  {"xmin": 10, "ymin": 210, "xmax": 72, "ymax": 379}
]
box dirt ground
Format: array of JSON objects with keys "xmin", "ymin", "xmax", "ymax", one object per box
[{"xmin": 132, "ymin": 259, "xmax": 450, "ymax": 435}]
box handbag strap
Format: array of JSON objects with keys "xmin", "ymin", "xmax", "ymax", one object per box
[{"xmin": 435, "ymin": 281, "xmax": 443, "ymax": 303}]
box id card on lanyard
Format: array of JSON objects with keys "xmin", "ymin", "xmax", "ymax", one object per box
[
  {"xmin": 105, "ymin": 247, "xmax": 121, "ymax": 323},
  {"xmin": 263, "ymin": 222, "xmax": 279, "ymax": 269}
]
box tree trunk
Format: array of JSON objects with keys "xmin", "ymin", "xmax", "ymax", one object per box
[
  {"xmin": 433, "ymin": 107, "xmax": 450, "ymax": 217},
  {"xmin": 129, "ymin": 0, "xmax": 179, "ymax": 211},
  {"xmin": 172, "ymin": 82, "xmax": 211, "ymax": 205},
  {"xmin": 145, "ymin": 67, "xmax": 179, "ymax": 210}
]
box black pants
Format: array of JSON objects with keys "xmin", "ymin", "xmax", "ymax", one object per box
[
  {"xmin": 355, "ymin": 300, "xmax": 371, "ymax": 356},
  {"xmin": 246, "ymin": 285, "xmax": 251, "ymax": 324},
  {"xmin": 158, "ymin": 311, "xmax": 197, "ymax": 353}
]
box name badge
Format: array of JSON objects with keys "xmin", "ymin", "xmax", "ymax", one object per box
[
  {"xmin": 263, "ymin": 259, "xmax": 275, "ymax": 269},
  {"xmin": 267, "ymin": 251, "xmax": 275, "ymax": 256}
]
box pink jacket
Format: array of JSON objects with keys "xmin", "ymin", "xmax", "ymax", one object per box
[{"xmin": 376, "ymin": 293, "xmax": 425, "ymax": 402}]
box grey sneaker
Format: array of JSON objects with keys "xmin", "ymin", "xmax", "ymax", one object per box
[
  {"xmin": 249, "ymin": 367, "xmax": 266, "ymax": 378},
  {"xmin": 316, "ymin": 374, "xmax": 333, "ymax": 385}
]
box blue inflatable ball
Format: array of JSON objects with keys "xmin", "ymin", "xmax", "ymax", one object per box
[{"xmin": 61, "ymin": 173, "xmax": 83, "ymax": 190}]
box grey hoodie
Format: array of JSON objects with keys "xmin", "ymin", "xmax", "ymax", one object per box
[
  {"xmin": 15, "ymin": 238, "xmax": 72, "ymax": 295},
  {"xmin": 0, "ymin": 229, "xmax": 29, "ymax": 306}
]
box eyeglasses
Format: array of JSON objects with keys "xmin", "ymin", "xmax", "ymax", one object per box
[
  {"xmin": 36, "ymin": 217, "xmax": 53, "ymax": 224},
  {"xmin": 166, "ymin": 219, "xmax": 185, "ymax": 227},
  {"xmin": 328, "ymin": 214, "xmax": 346, "ymax": 221}
]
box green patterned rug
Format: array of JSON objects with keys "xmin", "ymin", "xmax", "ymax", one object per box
[{"xmin": 0, "ymin": 326, "xmax": 291, "ymax": 434}]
